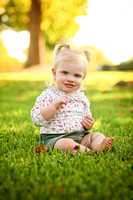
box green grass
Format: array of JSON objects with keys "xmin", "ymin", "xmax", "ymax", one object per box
[{"xmin": 0, "ymin": 79, "xmax": 133, "ymax": 200}]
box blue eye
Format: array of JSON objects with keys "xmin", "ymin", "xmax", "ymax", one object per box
[
  {"xmin": 63, "ymin": 71, "xmax": 68, "ymax": 74},
  {"xmin": 75, "ymin": 74, "xmax": 80, "ymax": 77}
]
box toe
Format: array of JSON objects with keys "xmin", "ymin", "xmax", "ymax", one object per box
[{"xmin": 110, "ymin": 137, "xmax": 115, "ymax": 141}]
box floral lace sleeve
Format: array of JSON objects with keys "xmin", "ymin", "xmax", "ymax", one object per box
[{"xmin": 31, "ymin": 90, "xmax": 50, "ymax": 127}]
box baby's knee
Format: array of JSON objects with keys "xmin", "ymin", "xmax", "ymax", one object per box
[
  {"xmin": 92, "ymin": 132, "xmax": 105, "ymax": 140},
  {"xmin": 54, "ymin": 138, "xmax": 77, "ymax": 151},
  {"xmin": 62, "ymin": 138, "xmax": 77, "ymax": 150},
  {"xmin": 93, "ymin": 132, "xmax": 103, "ymax": 136}
]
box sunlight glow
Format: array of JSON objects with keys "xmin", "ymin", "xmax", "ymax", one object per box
[
  {"xmin": 1, "ymin": 30, "xmax": 30, "ymax": 62},
  {"xmin": 72, "ymin": 0, "xmax": 133, "ymax": 64}
]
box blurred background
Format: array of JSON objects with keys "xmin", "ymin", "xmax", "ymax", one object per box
[{"xmin": 0, "ymin": 0, "xmax": 133, "ymax": 77}]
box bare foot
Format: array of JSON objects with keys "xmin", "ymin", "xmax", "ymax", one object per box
[{"xmin": 93, "ymin": 137, "xmax": 115, "ymax": 153}]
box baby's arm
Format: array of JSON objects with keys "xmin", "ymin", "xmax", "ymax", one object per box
[
  {"xmin": 31, "ymin": 90, "xmax": 67, "ymax": 126},
  {"xmin": 40, "ymin": 95, "xmax": 68, "ymax": 121}
]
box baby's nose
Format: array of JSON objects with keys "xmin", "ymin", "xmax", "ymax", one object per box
[{"xmin": 67, "ymin": 75, "xmax": 74, "ymax": 81}]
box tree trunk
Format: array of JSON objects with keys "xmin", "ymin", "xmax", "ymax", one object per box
[{"xmin": 25, "ymin": 0, "xmax": 44, "ymax": 68}]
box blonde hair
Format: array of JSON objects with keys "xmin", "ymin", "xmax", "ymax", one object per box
[{"xmin": 52, "ymin": 43, "xmax": 91, "ymax": 76}]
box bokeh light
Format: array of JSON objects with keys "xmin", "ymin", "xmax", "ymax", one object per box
[
  {"xmin": 72, "ymin": 0, "xmax": 133, "ymax": 64},
  {"xmin": 1, "ymin": 30, "xmax": 30, "ymax": 62}
]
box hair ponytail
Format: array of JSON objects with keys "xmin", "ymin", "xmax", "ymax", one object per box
[
  {"xmin": 83, "ymin": 50, "xmax": 91, "ymax": 63},
  {"xmin": 52, "ymin": 44, "xmax": 70, "ymax": 66},
  {"xmin": 52, "ymin": 43, "xmax": 91, "ymax": 73}
]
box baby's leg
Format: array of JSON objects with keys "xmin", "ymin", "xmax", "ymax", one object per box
[
  {"xmin": 54, "ymin": 138, "xmax": 91, "ymax": 154},
  {"xmin": 92, "ymin": 136, "xmax": 115, "ymax": 152},
  {"xmin": 81, "ymin": 132, "xmax": 114, "ymax": 153}
]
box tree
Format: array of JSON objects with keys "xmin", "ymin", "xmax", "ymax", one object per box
[
  {"xmin": 115, "ymin": 59, "xmax": 133, "ymax": 71},
  {"xmin": 0, "ymin": 0, "xmax": 88, "ymax": 68},
  {"xmin": 26, "ymin": 0, "xmax": 42, "ymax": 67}
]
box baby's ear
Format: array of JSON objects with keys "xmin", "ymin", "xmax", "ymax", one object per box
[
  {"xmin": 52, "ymin": 68, "xmax": 56, "ymax": 78},
  {"xmin": 83, "ymin": 50, "xmax": 91, "ymax": 62}
]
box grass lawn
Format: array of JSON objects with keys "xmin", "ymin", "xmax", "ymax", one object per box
[{"xmin": 0, "ymin": 72, "xmax": 133, "ymax": 200}]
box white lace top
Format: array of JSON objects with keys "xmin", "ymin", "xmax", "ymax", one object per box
[{"xmin": 31, "ymin": 86, "xmax": 92, "ymax": 134}]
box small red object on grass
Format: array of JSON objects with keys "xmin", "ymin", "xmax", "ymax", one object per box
[{"xmin": 33, "ymin": 145, "xmax": 47, "ymax": 153}]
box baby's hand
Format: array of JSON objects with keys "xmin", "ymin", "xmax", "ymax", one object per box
[
  {"xmin": 54, "ymin": 95, "xmax": 68, "ymax": 110},
  {"xmin": 82, "ymin": 115, "xmax": 95, "ymax": 130}
]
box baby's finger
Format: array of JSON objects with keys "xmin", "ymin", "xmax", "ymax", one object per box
[
  {"xmin": 82, "ymin": 121, "xmax": 88, "ymax": 129},
  {"xmin": 82, "ymin": 119, "xmax": 90, "ymax": 125},
  {"xmin": 60, "ymin": 98, "xmax": 68, "ymax": 109},
  {"xmin": 83, "ymin": 118, "xmax": 93, "ymax": 125},
  {"xmin": 61, "ymin": 95, "xmax": 68, "ymax": 102},
  {"xmin": 86, "ymin": 117, "xmax": 94, "ymax": 124},
  {"xmin": 86, "ymin": 115, "xmax": 94, "ymax": 121},
  {"xmin": 62, "ymin": 98, "xmax": 68, "ymax": 105},
  {"xmin": 61, "ymin": 95, "xmax": 67, "ymax": 100}
]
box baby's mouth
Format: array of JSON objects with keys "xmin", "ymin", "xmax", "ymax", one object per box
[{"xmin": 64, "ymin": 83, "xmax": 75, "ymax": 88}]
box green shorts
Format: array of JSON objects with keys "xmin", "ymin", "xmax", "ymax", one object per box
[{"xmin": 39, "ymin": 130, "xmax": 90, "ymax": 151}]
